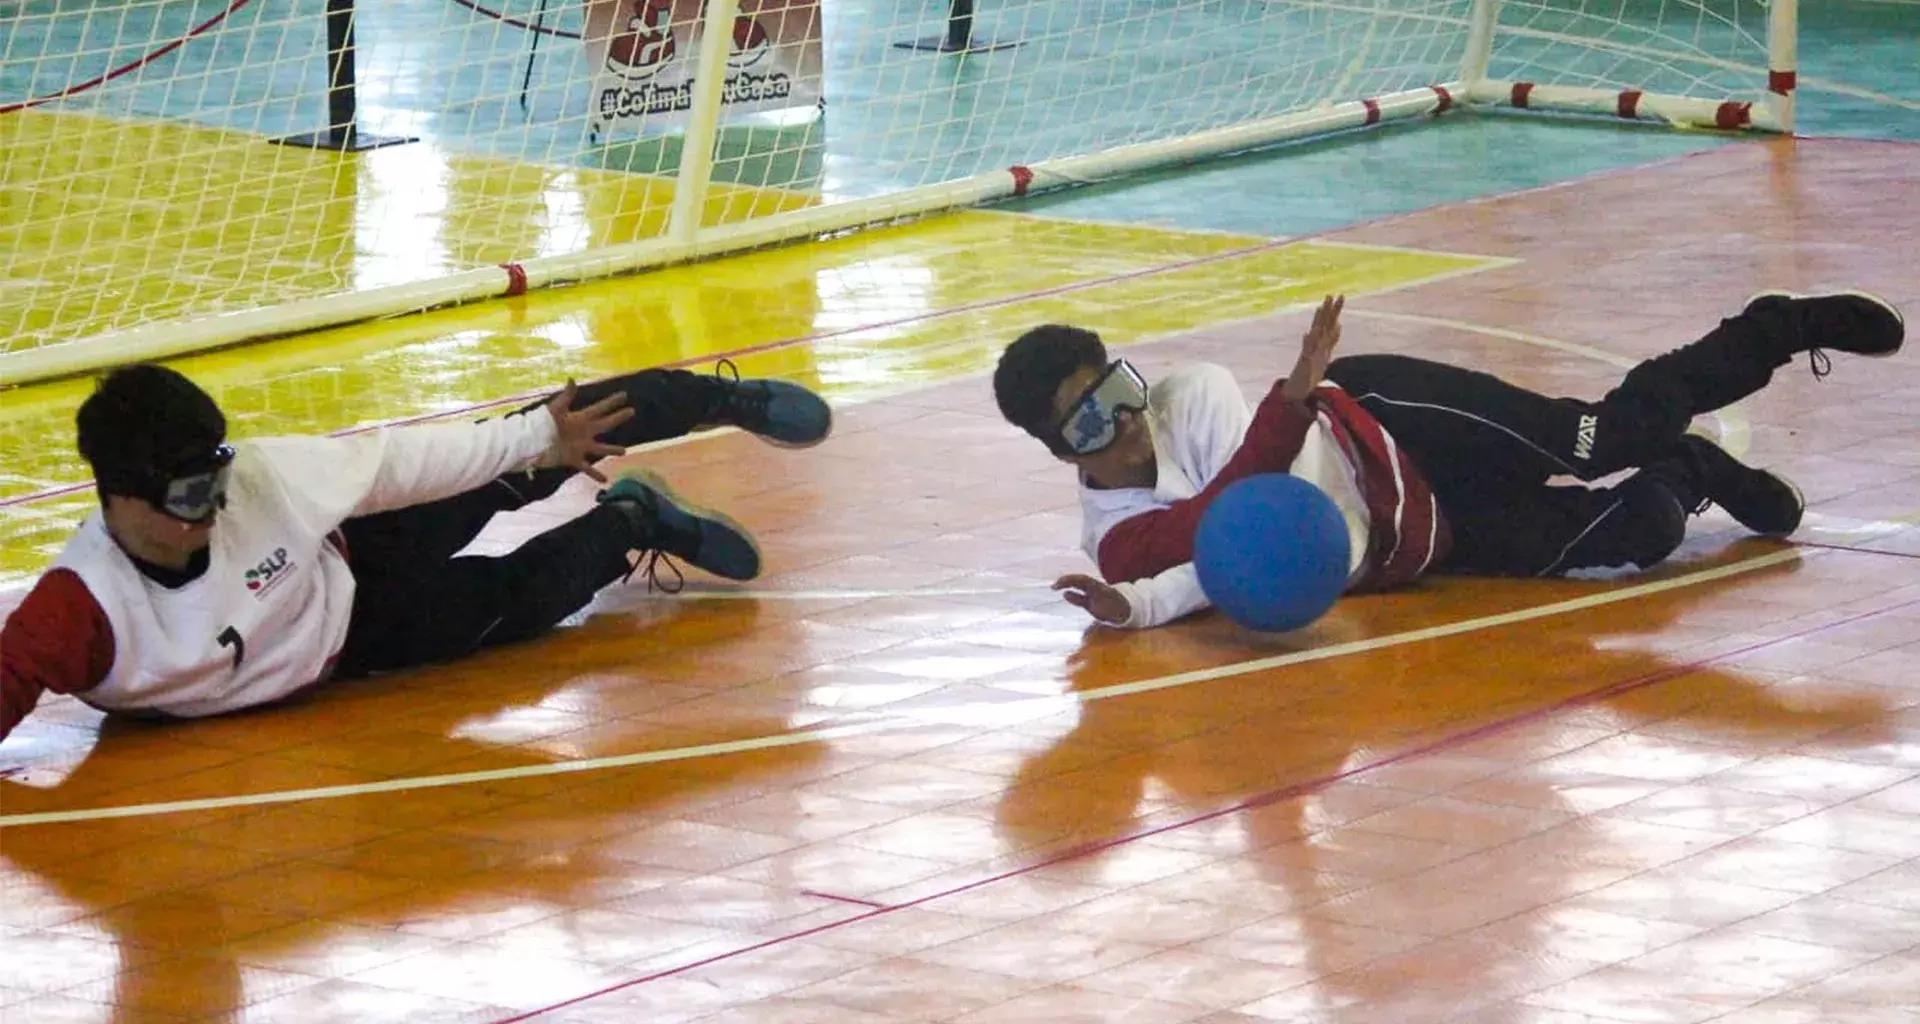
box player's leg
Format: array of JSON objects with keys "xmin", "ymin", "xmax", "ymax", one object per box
[
  {"xmin": 1436, "ymin": 459, "xmax": 1700, "ymax": 578},
  {"xmin": 1436, "ymin": 429, "xmax": 1811, "ymax": 578},
  {"xmin": 331, "ymin": 469, "xmax": 760, "ymax": 677},
  {"xmin": 1325, "ymin": 352, "xmax": 1682, "ymax": 486},
  {"xmin": 339, "ymin": 363, "xmax": 833, "ymax": 569},
  {"xmin": 510, "ymin": 361, "xmax": 833, "ymax": 450},
  {"xmin": 1604, "ymin": 289, "xmax": 1904, "ymax": 434},
  {"xmin": 335, "ymin": 468, "xmax": 578, "ymax": 569},
  {"xmin": 1329, "ymin": 353, "xmax": 1807, "ymax": 539},
  {"xmin": 1326, "ymin": 291, "xmax": 1902, "ymax": 487}
]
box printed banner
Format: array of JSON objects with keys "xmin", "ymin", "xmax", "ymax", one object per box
[{"xmin": 583, "ymin": 0, "xmax": 822, "ymax": 135}]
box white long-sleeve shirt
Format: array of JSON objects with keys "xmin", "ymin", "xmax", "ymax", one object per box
[
  {"xmin": 1078, "ymin": 364, "xmax": 1371, "ymax": 629},
  {"xmin": 2, "ymin": 412, "xmax": 556, "ymax": 729}
]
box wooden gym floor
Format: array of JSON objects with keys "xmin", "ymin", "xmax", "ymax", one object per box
[{"xmin": 3, "ymin": 137, "xmax": 1920, "ymax": 1023}]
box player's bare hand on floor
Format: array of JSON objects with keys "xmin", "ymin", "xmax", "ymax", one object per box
[{"xmin": 1054, "ymin": 573, "xmax": 1131, "ymax": 625}]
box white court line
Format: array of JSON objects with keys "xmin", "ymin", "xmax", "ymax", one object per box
[{"xmin": 0, "ymin": 548, "xmax": 1806, "ymax": 828}]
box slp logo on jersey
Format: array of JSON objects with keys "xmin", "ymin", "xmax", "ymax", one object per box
[
  {"xmin": 1573, "ymin": 414, "xmax": 1599, "ymax": 461},
  {"xmin": 244, "ymin": 547, "xmax": 296, "ymax": 599}
]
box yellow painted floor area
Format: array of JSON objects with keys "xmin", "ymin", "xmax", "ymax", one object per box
[
  {"xmin": 0, "ymin": 211, "xmax": 1505, "ymax": 588},
  {"xmin": 0, "ymin": 107, "xmax": 812, "ymax": 357}
]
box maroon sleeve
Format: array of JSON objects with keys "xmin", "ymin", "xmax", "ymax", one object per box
[
  {"xmin": 1, "ymin": 569, "xmax": 115, "ymax": 742},
  {"xmin": 1097, "ymin": 381, "xmax": 1319, "ymax": 584}
]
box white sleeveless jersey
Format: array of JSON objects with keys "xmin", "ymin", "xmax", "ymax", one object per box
[{"xmin": 48, "ymin": 414, "xmax": 555, "ymax": 719}]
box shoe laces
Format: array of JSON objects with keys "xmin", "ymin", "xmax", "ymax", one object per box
[
  {"xmin": 711, "ymin": 357, "xmax": 771, "ymax": 420},
  {"xmin": 1783, "ymin": 305, "xmax": 1835, "ymax": 380},
  {"xmin": 602, "ymin": 487, "xmax": 689, "ymax": 594},
  {"xmin": 621, "ymin": 548, "xmax": 687, "ymax": 594}
]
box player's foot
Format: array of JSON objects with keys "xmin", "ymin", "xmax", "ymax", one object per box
[
  {"xmin": 1745, "ymin": 290, "xmax": 1905, "ymax": 375},
  {"xmin": 598, "ymin": 468, "xmax": 762, "ymax": 581},
  {"xmin": 701, "ymin": 359, "xmax": 832, "ymax": 447},
  {"xmin": 1679, "ymin": 434, "xmax": 1804, "ymax": 537}
]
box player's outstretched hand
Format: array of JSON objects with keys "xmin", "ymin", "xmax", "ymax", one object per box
[
  {"xmin": 1281, "ymin": 294, "xmax": 1345, "ymax": 403},
  {"xmin": 1053, "ymin": 573, "xmax": 1131, "ymax": 625},
  {"xmin": 543, "ymin": 380, "xmax": 637, "ymax": 482}
]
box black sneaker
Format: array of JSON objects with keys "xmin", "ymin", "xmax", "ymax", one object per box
[
  {"xmin": 597, "ymin": 468, "xmax": 762, "ymax": 584},
  {"xmin": 702, "ymin": 359, "xmax": 832, "ymax": 447},
  {"xmin": 1745, "ymin": 290, "xmax": 1905, "ymax": 377},
  {"xmin": 1679, "ymin": 434, "xmax": 1804, "ymax": 537}
]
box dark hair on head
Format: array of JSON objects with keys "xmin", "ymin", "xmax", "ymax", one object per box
[
  {"xmin": 77, "ymin": 364, "xmax": 226, "ymax": 495},
  {"xmin": 993, "ymin": 324, "xmax": 1108, "ymax": 448}
]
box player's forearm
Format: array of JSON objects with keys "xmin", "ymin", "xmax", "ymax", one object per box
[
  {"xmin": 1113, "ymin": 564, "xmax": 1211, "ymax": 629},
  {"xmin": 350, "ymin": 412, "xmax": 558, "ymax": 517}
]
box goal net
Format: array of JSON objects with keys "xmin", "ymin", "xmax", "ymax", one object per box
[{"xmin": 0, "ymin": 0, "xmax": 1790, "ymax": 384}]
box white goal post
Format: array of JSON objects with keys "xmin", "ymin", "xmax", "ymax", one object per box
[
  {"xmin": 1462, "ymin": 0, "xmax": 1797, "ymax": 132},
  {"xmin": 0, "ymin": 0, "xmax": 1797, "ymax": 386}
]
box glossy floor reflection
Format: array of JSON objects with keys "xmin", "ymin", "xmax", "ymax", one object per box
[{"xmin": 3, "ymin": 137, "xmax": 1919, "ymax": 1024}]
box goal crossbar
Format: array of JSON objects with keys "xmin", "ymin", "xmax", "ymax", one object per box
[{"xmin": 0, "ymin": 0, "xmax": 1800, "ymax": 387}]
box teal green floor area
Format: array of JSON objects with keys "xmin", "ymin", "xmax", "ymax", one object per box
[
  {"xmin": 1790, "ymin": 0, "xmax": 1920, "ymax": 140},
  {"xmin": 1002, "ymin": 111, "xmax": 1736, "ymax": 237},
  {"xmin": 1006, "ymin": 0, "xmax": 1920, "ymax": 236}
]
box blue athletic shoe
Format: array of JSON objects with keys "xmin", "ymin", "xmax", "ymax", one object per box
[
  {"xmin": 597, "ymin": 468, "xmax": 762, "ymax": 583},
  {"xmin": 703, "ymin": 359, "xmax": 832, "ymax": 447}
]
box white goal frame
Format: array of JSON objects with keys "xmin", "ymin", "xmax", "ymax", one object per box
[
  {"xmin": 1461, "ymin": 0, "xmax": 1797, "ymax": 132},
  {"xmin": 0, "ymin": 0, "xmax": 1801, "ymax": 387}
]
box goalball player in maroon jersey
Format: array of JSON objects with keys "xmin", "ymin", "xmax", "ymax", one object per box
[{"xmin": 994, "ymin": 291, "xmax": 1904, "ymax": 628}]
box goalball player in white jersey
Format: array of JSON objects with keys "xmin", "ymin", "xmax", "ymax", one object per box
[
  {"xmin": 992, "ymin": 291, "xmax": 1905, "ymax": 629},
  {"xmin": 0, "ymin": 362, "xmax": 833, "ymax": 744}
]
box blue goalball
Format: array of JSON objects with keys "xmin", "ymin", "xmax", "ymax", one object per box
[{"xmin": 1193, "ymin": 473, "xmax": 1352, "ymax": 633}]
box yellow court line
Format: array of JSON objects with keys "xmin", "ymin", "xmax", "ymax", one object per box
[{"xmin": 0, "ymin": 547, "xmax": 1811, "ymax": 828}]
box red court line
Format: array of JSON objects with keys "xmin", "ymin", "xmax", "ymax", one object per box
[
  {"xmin": 1, "ymin": 137, "xmax": 1765, "ymax": 512},
  {"xmin": 494, "ymin": 587, "xmax": 1920, "ymax": 1023},
  {"xmin": 800, "ymin": 890, "xmax": 889, "ymax": 909},
  {"xmin": 0, "ymin": 0, "xmax": 253, "ymax": 115}
]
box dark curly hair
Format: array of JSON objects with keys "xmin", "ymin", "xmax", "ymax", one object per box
[
  {"xmin": 77, "ymin": 364, "xmax": 227, "ymax": 497},
  {"xmin": 992, "ymin": 324, "xmax": 1108, "ymax": 452}
]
